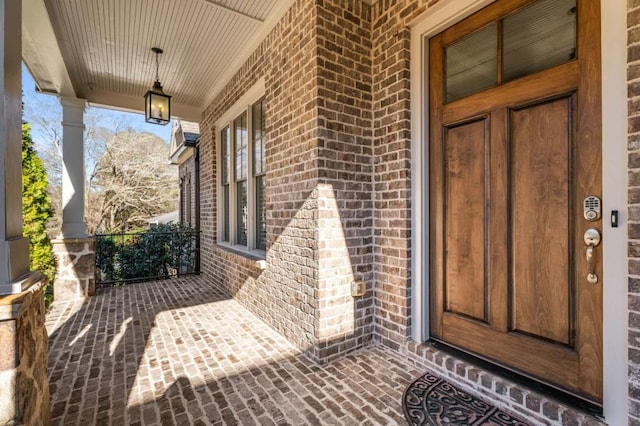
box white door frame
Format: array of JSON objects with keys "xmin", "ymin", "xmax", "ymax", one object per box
[{"xmin": 409, "ymin": 0, "xmax": 628, "ymax": 422}]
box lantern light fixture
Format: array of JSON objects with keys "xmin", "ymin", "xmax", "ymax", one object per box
[{"xmin": 144, "ymin": 47, "xmax": 171, "ymax": 125}]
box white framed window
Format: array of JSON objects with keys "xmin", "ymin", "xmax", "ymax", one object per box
[
  {"xmin": 216, "ymin": 80, "xmax": 266, "ymax": 255},
  {"xmin": 185, "ymin": 175, "xmax": 192, "ymax": 226}
]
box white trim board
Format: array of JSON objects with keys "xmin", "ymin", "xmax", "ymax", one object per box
[
  {"xmin": 409, "ymin": 0, "xmax": 495, "ymax": 348},
  {"xmin": 409, "ymin": 0, "xmax": 628, "ymax": 422}
]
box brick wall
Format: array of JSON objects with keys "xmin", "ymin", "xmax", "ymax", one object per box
[
  {"xmin": 197, "ymin": 0, "xmax": 444, "ymax": 361},
  {"xmin": 195, "ymin": 0, "xmax": 625, "ymax": 422},
  {"xmin": 370, "ymin": 0, "xmax": 439, "ymax": 349},
  {"xmin": 200, "ymin": 0, "xmax": 321, "ymax": 354},
  {"xmin": 629, "ymin": 0, "xmax": 640, "ymax": 422},
  {"xmin": 199, "ymin": 0, "xmax": 374, "ymax": 361},
  {"xmin": 315, "ymin": 0, "xmax": 374, "ymax": 359}
]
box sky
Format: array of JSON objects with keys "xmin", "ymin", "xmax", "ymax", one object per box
[{"xmin": 21, "ymin": 63, "xmax": 172, "ymax": 149}]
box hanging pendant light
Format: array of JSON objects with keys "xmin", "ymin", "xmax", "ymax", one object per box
[{"xmin": 144, "ymin": 47, "xmax": 171, "ymax": 125}]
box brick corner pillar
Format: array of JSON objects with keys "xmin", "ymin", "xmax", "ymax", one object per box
[{"xmin": 52, "ymin": 237, "xmax": 96, "ymax": 301}]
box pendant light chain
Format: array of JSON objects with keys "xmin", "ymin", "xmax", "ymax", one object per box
[{"xmin": 155, "ymin": 50, "xmax": 160, "ymax": 83}]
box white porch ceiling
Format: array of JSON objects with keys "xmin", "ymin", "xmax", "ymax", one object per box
[{"xmin": 22, "ymin": 0, "xmax": 293, "ymax": 121}]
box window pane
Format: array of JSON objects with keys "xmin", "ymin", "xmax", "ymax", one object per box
[
  {"xmin": 180, "ymin": 180, "xmax": 185, "ymax": 223},
  {"xmin": 235, "ymin": 113, "xmax": 248, "ymax": 181},
  {"xmin": 503, "ymin": 0, "xmax": 576, "ymax": 82},
  {"xmin": 222, "ymin": 185, "xmax": 229, "ymax": 242},
  {"xmin": 255, "ymin": 175, "xmax": 266, "ymax": 251},
  {"xmin": 253, "ymin": 100, "xmax": 265, "ymax": 175},
  {"xmin": 221, "ymin": 127, "xmax": 230, "ymax": 184},
  {"xmin": 445, "ymin": 23, "xmax": 497, "ymax": 103},
  {"xmin": 186, "ymin": 179, "xmax": 192, "ymax": 226},
  {"xmin": 236, "ymin": 180, "xmax": 248, "ymax": 246}
]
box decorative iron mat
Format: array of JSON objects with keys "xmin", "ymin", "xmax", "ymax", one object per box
[{"xmin": 403, "ymin": 372, "xmax": 531, "ymax": 426}]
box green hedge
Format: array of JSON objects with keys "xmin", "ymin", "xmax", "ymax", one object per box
[{"xmin": 96, "ymin": 223, "xmax": 198, "ymax": 285}]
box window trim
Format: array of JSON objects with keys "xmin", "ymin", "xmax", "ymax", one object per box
[{"xmin": 216, "ymin": 79, "xmax": 266, "ymax": 258}]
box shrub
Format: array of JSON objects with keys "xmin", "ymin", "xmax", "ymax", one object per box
[
  {"xmin": 22, "ymin": 123, "xmax": 55, "ymax": 307},
  {"xmin": 96, "ymin": 223, "xmax": 197, "ymax": 284}
]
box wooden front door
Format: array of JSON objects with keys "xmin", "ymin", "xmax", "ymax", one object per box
[{"xmin": 429, "ymin": 0, "xmax": 602, "ymax": 401}]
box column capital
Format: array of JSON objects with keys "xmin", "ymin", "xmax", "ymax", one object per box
[{"xmin": 59, "ymin": 97, "xmax": 87, "ymax": 109}]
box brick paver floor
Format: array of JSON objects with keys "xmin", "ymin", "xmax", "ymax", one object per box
[{"xmin": 46, "ymin": 276, "xmax": 420, "ymax": 425}]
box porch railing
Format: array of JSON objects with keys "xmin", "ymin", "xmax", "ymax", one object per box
[{"xmin": 95, "ymin": 227, "xmax": 200, "ymax": 288}]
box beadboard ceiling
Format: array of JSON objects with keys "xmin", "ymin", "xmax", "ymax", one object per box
[{"xmin": 22, "ymin": 0, "xmax": 293, "ymax": 121}]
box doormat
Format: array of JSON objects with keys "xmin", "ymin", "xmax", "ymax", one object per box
[{"xmin": 403, "ymin": 372, "xmax": 530, "ymax": 426}]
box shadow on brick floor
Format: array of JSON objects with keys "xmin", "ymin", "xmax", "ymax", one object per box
[{"xmin": 46, "ymin": 276, "xmax": 418, "ymax": 425}]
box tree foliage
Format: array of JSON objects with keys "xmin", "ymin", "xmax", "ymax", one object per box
[
  {"xmin": 22, "ymin": 123, "xmax": 55, "ymax": 285},
  {"xmin": 22, "ymin": 100, "xmax": 177, "ymax": 236},
  {"xmin": 88, "ymin": 131, "xmax": 178, "ymax": 233}
]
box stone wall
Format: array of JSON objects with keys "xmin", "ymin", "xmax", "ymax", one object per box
[
  {"xmin": 0, "ymin": 275, "xmax": 50, "ymax": 425},
  {"xmin": 629, "ymin": 0, "xmax": 640, "ymax": 423},
  {"xmin": 52, "ymin": 238, "xmax": 95, "ymax": 301}
]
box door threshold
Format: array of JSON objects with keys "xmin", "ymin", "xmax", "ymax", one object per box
[
  {"xmin": 402, "ymin": 339, "xmax": 606, "ymax": 425},
  {"xmin": 429, "ymin": 340, "xmax": 603, "ymax": 416}
]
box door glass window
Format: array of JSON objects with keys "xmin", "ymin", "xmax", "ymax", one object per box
[
  {"xmin": 445, "ymin": 24, "xmax": 497, "ymax": 103},
  {"xmin": 503, "ymin": 0, "xmax": 576, "ymax": 82},
  {"xmin": 444, "ymin": 0, "xmax": 577, "ymax": 103}
]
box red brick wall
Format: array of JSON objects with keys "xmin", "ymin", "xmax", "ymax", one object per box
[{"xmin": 196, "ymin": 0, "xmax": 631, "ymax": 421}]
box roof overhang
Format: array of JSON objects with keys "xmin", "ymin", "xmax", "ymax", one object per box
[{"xmin": 22, "ymin": 0, "xmax": 295, "ymax": 121}]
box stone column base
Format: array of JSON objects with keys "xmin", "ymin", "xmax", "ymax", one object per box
[
  {"xmin": 0, "ymin": 273, "xmax": 50, "ymax": 425},
  {"xmin": 52, "ymin": 237, "xmax": 96, "ymax": 301}
]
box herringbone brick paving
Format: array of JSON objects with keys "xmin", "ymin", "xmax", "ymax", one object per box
[{"xmin": 46, "ymin": 276, "xmax": 418, "ymax": 425}]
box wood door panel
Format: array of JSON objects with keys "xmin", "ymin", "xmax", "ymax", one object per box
[
  {"xmin": 442, "ymin": 314, "xmax": 580, "ymax": 390},
  {"xmin": 444, "ymin": 119, "xmax": 488, "ymax": 322},
  {"xmin": 510, "ymin": 97, "xmax": 573, "ymax": 345},
  {"xmin": 429, "ymin": 0, "xmax": 602, "ymax": 402}
]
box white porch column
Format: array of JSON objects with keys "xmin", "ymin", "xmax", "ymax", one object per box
[
  {"xmin": 59, "ymin": 98, "xmax": 87, "ymax": 238},
  {"xmin": 0, "ymin": 1, "xmax": 50, "ymax": 423},
  {"xmin": 0, "ymin": 0, "xmax": 31, "ymax": 294}
]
